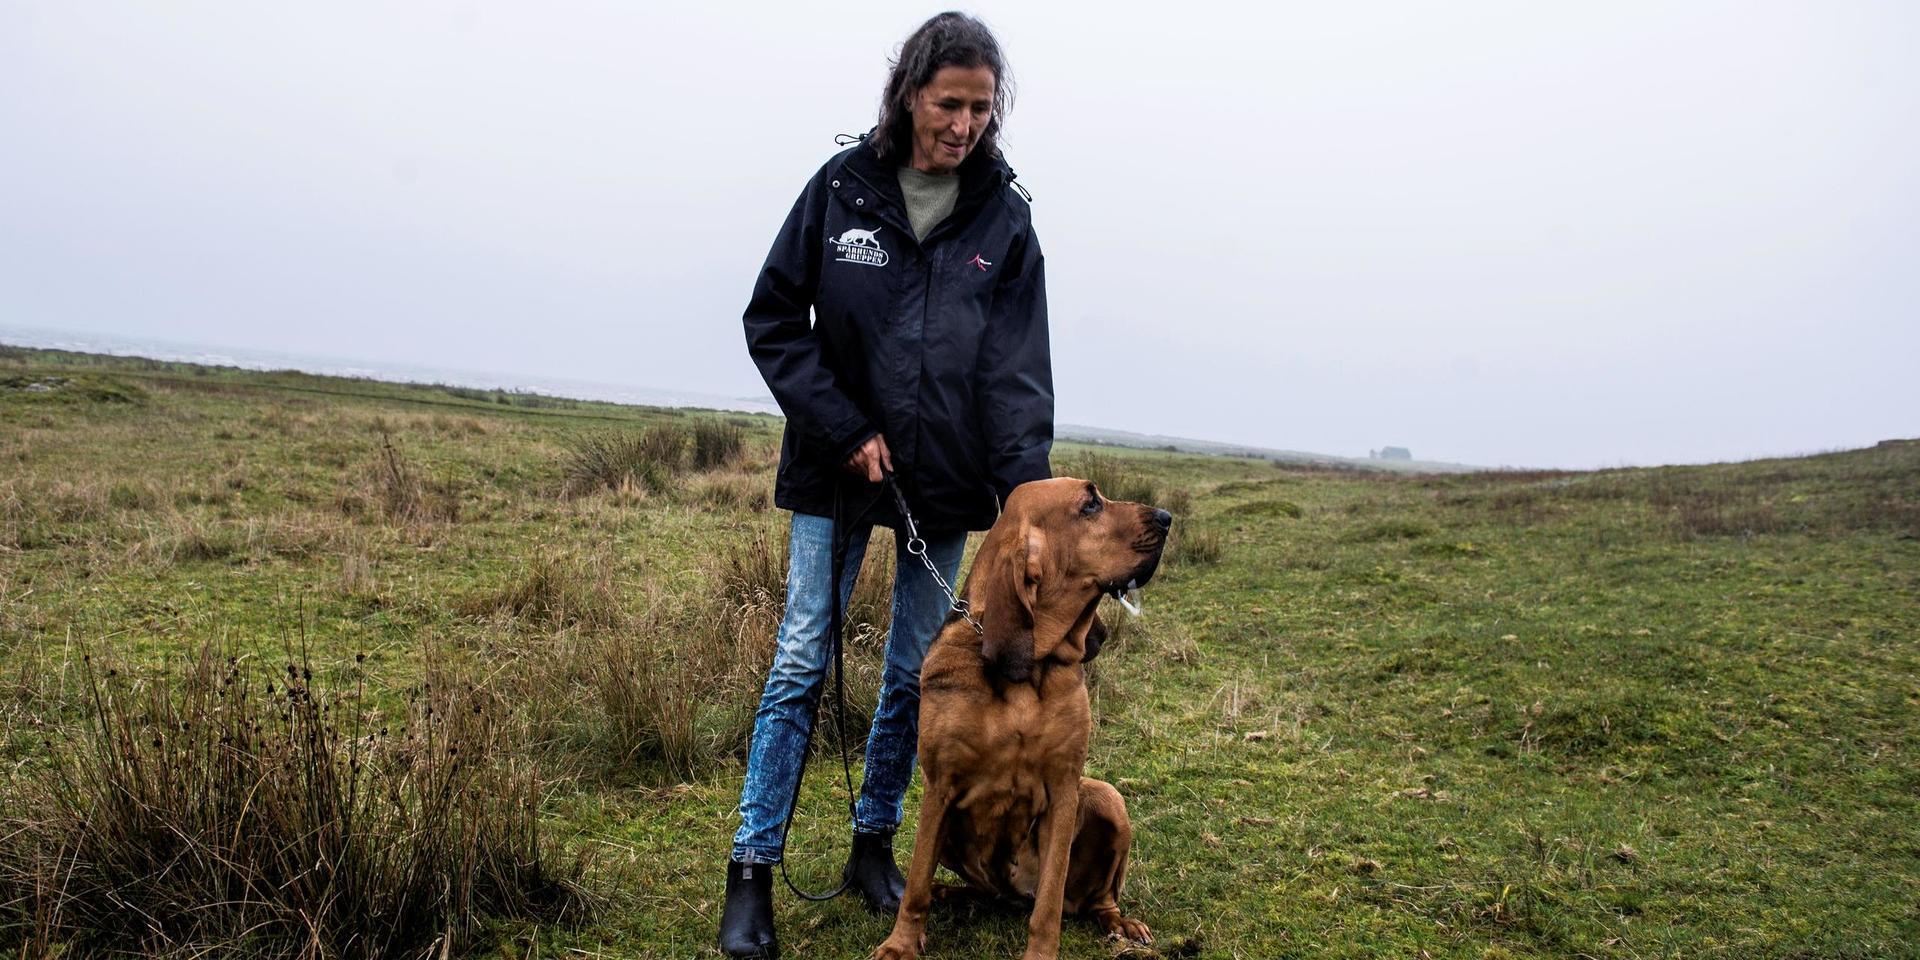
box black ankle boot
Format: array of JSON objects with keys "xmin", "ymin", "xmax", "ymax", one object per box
[
  {"xmin": 844, "ymin": 830, "xmax": 906, "ymax": 914},
  {"xmin": 719, "ymin": 859, "xmax": 778, "ymax": 959}
]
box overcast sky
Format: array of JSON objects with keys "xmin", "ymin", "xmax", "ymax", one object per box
[{"xmin": 3, "ymin": 2, "xmax": 1915, "ymax": 468}]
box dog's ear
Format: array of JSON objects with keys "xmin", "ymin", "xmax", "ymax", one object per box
[
  {"xmin": 1081, "ymin": 610, "xmax": 1107, "ymax": 664},
  {"xmin": 981, "ymin": 525, "xmax": 1042, "ymax": 682}
]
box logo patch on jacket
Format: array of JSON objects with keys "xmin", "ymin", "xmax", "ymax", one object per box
[{"xmin": 828, "ymin": 227, "xmax": 889, "ymax": 267}]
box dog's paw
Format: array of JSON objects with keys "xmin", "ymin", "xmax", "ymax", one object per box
[
  {"xmin": 870, "ymin": 931, "xmax": 925, "ymax": 960},
  {"xmin": 1103, "ymin": 915, "xmax": 1152, "ymax": 945}
]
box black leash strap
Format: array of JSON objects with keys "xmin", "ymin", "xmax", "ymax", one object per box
[{"xmin": 774, "ymin": 475, "xmax": 896, "ymax": 901}]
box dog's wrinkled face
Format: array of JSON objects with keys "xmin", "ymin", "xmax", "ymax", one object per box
[{"xmin": 978, "ymin": 477, "xmax": 1172, "ymax": 681}]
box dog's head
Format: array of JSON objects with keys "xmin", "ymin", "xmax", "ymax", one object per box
[{"xmin": 971, "ymin": 477, "xmax": 1172, "ymax": 682}]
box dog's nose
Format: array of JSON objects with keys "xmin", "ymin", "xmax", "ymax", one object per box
[{"xmin": 1152, "ymin": 509, "xmax": 1172, "ymax": 531}]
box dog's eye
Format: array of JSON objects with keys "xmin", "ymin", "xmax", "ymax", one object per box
[{"xmin": 1079, "ymin": 495, "xmax": 1102, "ymax": 517}]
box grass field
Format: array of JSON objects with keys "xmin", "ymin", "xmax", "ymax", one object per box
[{"xmin": 2, "ymin": 345, "xmax": 1916, "ymax": 959}]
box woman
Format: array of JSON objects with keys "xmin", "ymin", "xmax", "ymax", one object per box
[{"xmin": 723, "ymin": 11, "xmax": 1051, "ymax": 958}]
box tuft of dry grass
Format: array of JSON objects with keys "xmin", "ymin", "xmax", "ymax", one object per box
[
  {"xmin": 375, "ymin": 430, "xmax": 461, "ymax": 523},
  {"xmin": 461, "ymin": 549, "xmax": 626, "ymax": 633},
  {"xmin": 564, "ymin": 422, "xmax": 753, "ymax": 500},
  {"xmin": 1057, "ymin": 451, "xmax": 1158, "ymax": 506},
  {"xmin": 127, "ymin": 510, "xmax": 357, "ymax": 567},
  {"xmin": 1168, "ymin": 520, "xmax": 1225, "ymax": 566},
  {"xmin": 684, "ymin": 473, "xmax": 771, "ymax": 513},
  {"xmin": 0, "ymin": 644, "xmax": 580, "ymax": 958},
  {"xmin": 690, "ymin": 420, "xmax": 748, "ymax": 471},
  {"xmin": 562, "ymin": 426, "xmax": 687, "ymax": 496},
  {"xmin": 1160, "ymin": 486, "xmax": 1193, "ymax": 518},
  {"xmin": 335, "ymin": 546, "xmax": 385, "ymax": 605}
]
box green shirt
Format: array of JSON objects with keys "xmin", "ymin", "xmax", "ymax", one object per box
[{"xmin": 896, "ymin": 166, "xmax": 960, "ymax": 243}]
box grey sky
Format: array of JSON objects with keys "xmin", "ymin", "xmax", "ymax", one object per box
[{"xmin": 3, "ymin": 2, "xmax": 1915, "ymax": 468}]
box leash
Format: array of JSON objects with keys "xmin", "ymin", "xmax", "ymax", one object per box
[{"xmin": 887, "ymin": 479, "xmax": 983, "ymax": 636}]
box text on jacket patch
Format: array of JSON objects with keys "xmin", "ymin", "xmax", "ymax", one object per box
[{"xmin": 829, "ymin": 227, "xmax": 889, "ymax": 267}]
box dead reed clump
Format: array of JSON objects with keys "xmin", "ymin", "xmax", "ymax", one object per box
[
  {"xmin": 430, "ymin": 414, "xmax": 489, "ymax": 437},
  {"xmin": 492, "ymin": 584, "xmax": 773, "ymax": 782},
  {"xmin": 453, "ymin": 528, "xmax": 901, "ymax": 784},
  {"xmin": 588, "ymin": 610, "xmax": 709, "ymax": 779},
  {"xmin": 128, "ymin": 510, "xmax": 243, "ymax": 565},
  {"xmin": 374, "ymin": 430, "xmax": 462, "ymax": 524},
  {"xmin": 0, "ymin": 644, "xmax": 581, "ymax": 958},
  {"xmin": 1667, "ymin": 492, "xmax": 1787, "ymax": 540}
]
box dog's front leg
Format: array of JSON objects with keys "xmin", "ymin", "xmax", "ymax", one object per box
[
  {"xmin": 872, "ymin": 776, "xmax": 954, "ymax": 960},
  {"xmin": 1019, "ymin": 774, "xmax": 1083, "ymax": 960}
]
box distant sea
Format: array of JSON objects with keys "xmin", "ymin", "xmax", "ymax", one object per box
[{"xmin": 0, "ymin": 324, "xmax": 783, "ymax": 417}]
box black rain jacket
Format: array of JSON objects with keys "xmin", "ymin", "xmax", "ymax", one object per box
[{"xmin": 743, "ymin": 139, "xmax": 1052, "ymax": 533}]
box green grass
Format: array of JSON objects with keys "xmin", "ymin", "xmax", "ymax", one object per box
[{"xmin": 2, "ymin": 346, "xmax": 1917, "ymax": 958}]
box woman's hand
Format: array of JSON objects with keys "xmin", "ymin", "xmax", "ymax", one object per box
[{"xmin": 843, "ymin": 433, "xmax": 894, "ymax": 483}]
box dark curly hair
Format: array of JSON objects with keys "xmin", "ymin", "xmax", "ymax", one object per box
[{"xmin": 872, "ymin": 12, "xmax": 1013, "ymax": 163}]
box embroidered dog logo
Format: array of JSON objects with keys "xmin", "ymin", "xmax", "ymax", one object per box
[
  {"xmin": 836, "ymin": 227, "xmax": 883, "ymax": 248},
  {"xmin": 829, "ymin": 227, "xmax": 889, "ymax": 266}
]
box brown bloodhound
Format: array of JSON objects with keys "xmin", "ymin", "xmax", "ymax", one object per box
[{"xmin": 873, "ymin": 477, "xmax": 1169, "ymax": 960}]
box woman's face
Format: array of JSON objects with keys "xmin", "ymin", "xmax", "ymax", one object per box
[{"xmin": 908, "ymin": 64, "xmax": 996, "ymax": 175}]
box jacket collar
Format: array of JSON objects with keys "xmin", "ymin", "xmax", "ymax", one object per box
[{"xmin": 836, "ymin": 133, "xmax": 1012, "ymax": 215}]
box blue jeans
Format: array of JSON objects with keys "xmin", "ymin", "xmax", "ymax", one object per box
[{"xmin": 730, "ymin": 511, "xmax": 967, "ymax": 864}]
